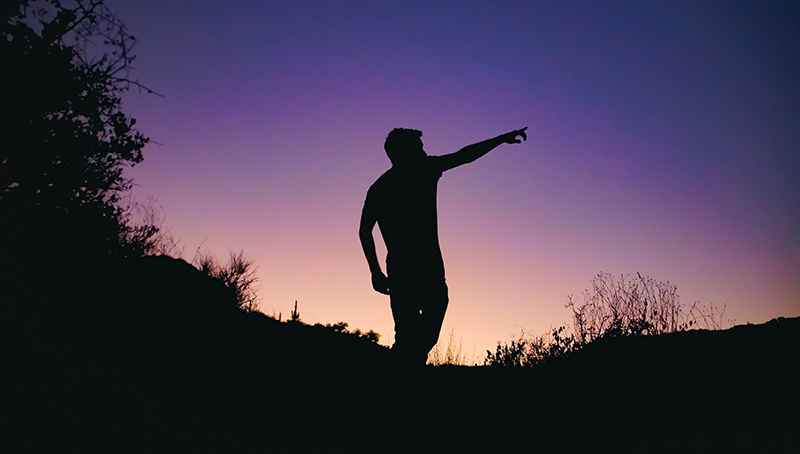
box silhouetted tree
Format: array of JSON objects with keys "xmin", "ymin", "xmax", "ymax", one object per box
[{"xmin": 1, "ymin": 0, "xmax": 155, "ymax": 253}]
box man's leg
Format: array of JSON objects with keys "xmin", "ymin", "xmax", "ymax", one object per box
[
  {"xmin": 390, "ymin": 280, "xmax": 448, "ymax": 366},
  {"xmin": 418, "ymin": 280, "xmax": 448, "ymax": 358},
  {"xmin": 390, "ymin": 287, "xmax": 424, "ymax": 366}
]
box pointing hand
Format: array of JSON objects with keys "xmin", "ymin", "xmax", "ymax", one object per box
[{"xmin": 502, "ymin": 127, "xmax": 528, "ymax": 144}]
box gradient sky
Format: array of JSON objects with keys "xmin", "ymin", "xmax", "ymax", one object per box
[{"xmin": 109, "ymin": 0, "xmax": 799, "ymax": 356}]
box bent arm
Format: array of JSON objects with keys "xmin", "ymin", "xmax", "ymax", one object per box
[
  {"xmin": 437, "ymin": 127, "xmax": 528, "ymax": 172},
  {"xmin": 359, "ymin": 204, "xmax": 390, "ymax": 295}
]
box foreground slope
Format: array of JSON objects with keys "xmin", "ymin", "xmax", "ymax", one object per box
[{"xmin": 2, "ymin": 246, "xmax": 797, "ymax": 452}]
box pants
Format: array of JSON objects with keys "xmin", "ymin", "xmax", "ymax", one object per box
[{"xmin": 389, "ymin": 279, "xmax": 448, "ymax": 366}]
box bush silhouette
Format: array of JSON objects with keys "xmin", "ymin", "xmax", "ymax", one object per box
[
  {"xmin": 313, "ymin": 320, "xmax": 381, "ymax": 343},
  {"xmin": 486, "ymin": 272, "xmax": 728, "ymax": 367},
  {"xmin": 486, "ymin": 325, "xmax": 578, "ymax": 367},
  {"xmin": 194, "ymin": 250, "xmax": 261, "ymax": 312}
]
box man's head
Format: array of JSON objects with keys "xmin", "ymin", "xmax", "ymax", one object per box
[{"xmin": 384, "ymin": 128, "xmax": 425, "ymax": 165}]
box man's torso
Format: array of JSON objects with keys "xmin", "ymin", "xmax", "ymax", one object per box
[{"xmin": 365, "ymin": 156, "xmax": 445, "ymax": 282}]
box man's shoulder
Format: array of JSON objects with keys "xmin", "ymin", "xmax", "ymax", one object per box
[
  {"xmin": 365, "ymin": 168, "xmax": 393, "ymax": 201},
  {"xmin": 367, "ymin": 158, "xmax": 443, "ymax": 194},
  {"xmin": 368, "ymin": 168, "xmax": 393, "ymax": 189}
]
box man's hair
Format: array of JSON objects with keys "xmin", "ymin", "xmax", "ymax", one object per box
[{"xmin": 384, "ymin": 128, "xmax": 422, "ymax": 164}]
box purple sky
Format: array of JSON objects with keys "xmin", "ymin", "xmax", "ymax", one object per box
[{"xmin": 111, "ymin": 0, "xmax": 799, "ymax": 356}]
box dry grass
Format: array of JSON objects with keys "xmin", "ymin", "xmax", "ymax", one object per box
[{"xmin": 427, "ymin": 328, "xmax": 479, "ymax": 366}]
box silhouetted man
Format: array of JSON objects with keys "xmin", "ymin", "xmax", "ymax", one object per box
[{"xmin": 360, "ymin": 127, "xmax": 528, "ymax": 366}]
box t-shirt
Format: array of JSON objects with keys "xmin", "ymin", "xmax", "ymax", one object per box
[{"xmin": 363, "ymin": 156, "xmax": 446, "ymax": 283}]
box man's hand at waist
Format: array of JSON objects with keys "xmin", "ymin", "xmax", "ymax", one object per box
[{"xmin": 372, "ymin": 271, "xmax": 390, "ymax": 295}]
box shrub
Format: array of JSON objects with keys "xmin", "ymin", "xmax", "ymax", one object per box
[
  {"xmin": 485, "ymin": 325, "xmax": 577, "ymax": 367},
  {"xmin": 314, "ymin": 321, "xmax": 381, "ymax": 344},
  {"xmin": 194, "ymin": 250, "xmax": 261, "ymax": 312},
  {"xmin": 117, "ymin": 197, "xmax": 181, "ymax": 257},
  {"xmin": 567, "ymin": 272, "xmax": 727, "ymax": 343},
  {"xmin": 486, "ymin": 272, "xmax": 728, "ymax": 367},
  {"xmin": 567, "ymin": 272, "xmax": 681, "ymax": 343}
]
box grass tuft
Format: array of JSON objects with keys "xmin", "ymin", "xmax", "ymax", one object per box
[{"xmin": 427, "ymin": 328, "xmax": 479, "ymax": 366}]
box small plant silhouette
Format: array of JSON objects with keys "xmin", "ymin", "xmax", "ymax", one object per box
[
  {"xmin": 289, "ymin": 300, "xmax": 301, "ymax": 322},
  {"xmin": 194, "ymin": 250, "xmax": 261, "ymax": 312}
]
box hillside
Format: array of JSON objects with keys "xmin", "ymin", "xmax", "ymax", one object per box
[{"xmin": 2, "ymin": 248, "xmax": 798, "ymax": 452}]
